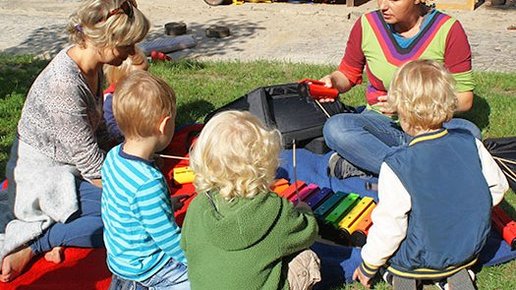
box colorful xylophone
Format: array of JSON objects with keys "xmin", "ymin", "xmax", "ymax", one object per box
[{"xmin": 271, "ymin": 178, "xmax": 376, "ymax": 247}]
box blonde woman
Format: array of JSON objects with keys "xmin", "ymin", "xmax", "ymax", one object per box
[
  {"xmin": 0, "ymin": 0, "xmax": 149, "ymax": 282},
  {"xmin": 353, "ymin": 60, "xmax": 508, "ymax": 288},
  {"xmin": 182, "ymin": 111, "xmax": 321, "ymax": 290}
]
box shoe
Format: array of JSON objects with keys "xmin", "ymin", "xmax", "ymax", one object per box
[
  {"xmin": 381, "ymin": 268, "xmax": 393, "ymax": 286},
  {"xmin": 434, "ymin": 269, "xmax": 475, "ymax": 290},
  {"xmin": 327, "ymin": 152, "xmax": 367, "ymax": 179}
]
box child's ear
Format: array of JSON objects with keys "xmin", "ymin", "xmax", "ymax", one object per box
[{"xmin": 158, "ymin": 116, "xmax": 171, "ymax": 135}]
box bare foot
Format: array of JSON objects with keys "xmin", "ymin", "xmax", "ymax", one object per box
[
  {"xmin": 44, "ymin": 247, "xmax": 64, "ymax": 264},
  {"xmin": 0, "ymin": 246, "xmax": 35, "ymax": 282}
]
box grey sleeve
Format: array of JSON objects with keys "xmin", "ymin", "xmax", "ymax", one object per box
[{"xmin": 50, "ymin": 80, "xmax": 105, "ymax": 180}]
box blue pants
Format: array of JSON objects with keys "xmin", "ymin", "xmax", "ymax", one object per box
[
  {"xmin": 109, "ymin": 258, "xmax": 190, "ymax": 290},
  {"xmin": 323, "ymin": 110, "xmax": 481, "ymax": 174},
  {"xmin": 30, "ymin": 179, "xmax": 104, "ymax": 254}
]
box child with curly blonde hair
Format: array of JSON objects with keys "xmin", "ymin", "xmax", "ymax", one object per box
[
  {"xmin": 181, "ymin": 110, "xmax": 321, "ymax": 290},
  {"xmin": 353, "ymin": 60, "xmax": 508, "ymax": 288}
]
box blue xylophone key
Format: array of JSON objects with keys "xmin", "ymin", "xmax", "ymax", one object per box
[
  {"xmin": 313, "ymin": 191, "xmax": 347, "ymax": 218},
  {"xmin": 304, "ymin": 187, "xmax": 332, "ymax": 209}
]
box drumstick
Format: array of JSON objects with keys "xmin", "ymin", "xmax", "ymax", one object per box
[
  {"xmin": 158, "ymin": 154, "xmax": 190, "ymax": 161},
  {"xmin": 292, "ymin": 140, "xmax": 301, "ymax": 203},
  {"xmin": 315, "ymin": 100, "xmax": 331, "ymax": 118}
]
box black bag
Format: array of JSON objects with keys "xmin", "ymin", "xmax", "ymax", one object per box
[
  {"xmin": 483, "ymin": 137, "xmax": 516, "ymax": 192},
  {"xmin": 205, "ymin": 83, "xmax": 355, "ymax": 152}
]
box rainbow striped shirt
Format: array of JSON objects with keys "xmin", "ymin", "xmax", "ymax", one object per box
[{"xmin": 339, "ymin": 10, "xmax": 474, "ymax": 105}]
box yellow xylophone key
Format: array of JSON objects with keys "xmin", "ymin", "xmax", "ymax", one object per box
[
  {"xmin": 338, "ymin": 197, "xmax": 374, "ymax": 232},
  {"xmin": 173, "ymin": 166, "xmax": 195, "ymax": 184}
]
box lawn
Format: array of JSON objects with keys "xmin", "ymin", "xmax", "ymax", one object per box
[{"xmin": 0, "ymin": 54, "xmax": 515, "ymax": 289}]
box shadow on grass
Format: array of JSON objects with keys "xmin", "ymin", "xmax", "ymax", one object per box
[
  {"xmin": 0, "ymin": 55, "xmax": 48, "ymax": 99},
  {"xmin": 2, "ymin": 16, "xmax": 265, "ymax": 61},
  {"xmin": 2, "ymin": 24, "xmax": 68, "ymax": 58},
  {"xmin": 455, "ymin": 94, "xmax": 491, "ymax": 132}
]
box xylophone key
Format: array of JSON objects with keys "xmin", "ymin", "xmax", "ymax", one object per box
[
  {"xmin": 324, "ymin": 193, "xmax": 360, "ymax": 226},
  {"xmin": 313, "ymin": 191, "xmax": 347, "ymax": 218},
  {"xmin": 305, "ymin": 187, "xmax": 332, "ymax": 209},
  {"xmin": 173, "ymin": 166, "xmax": 195, "ymax": 185},
  {"xmin": 279, "ymin": 180, "xmax": 306, "ymax": 200},
  {"xmin": 338, "ymin": 197, "xmax": 375, "ymax": 239},
  {"xmin": 271, "ymin": 178, "xmax": 290, "ymax": 195},
  {"xmin": 349, "ymin": 203, "xmax": 376, "ymax": 247},
  {"xmin": 290, "ymin": 183, "xmax": 319, "ymax": 203}
]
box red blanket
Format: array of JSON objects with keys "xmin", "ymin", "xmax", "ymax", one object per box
[{"xmin": 1, "ymin": 124, "xmax": 203, "ymax": 290}]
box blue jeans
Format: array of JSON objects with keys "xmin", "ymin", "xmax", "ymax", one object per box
[
  {"xmin": 30, "ymin": 179, "xmax": 104, "ymax": 254},
  {"xmin": 323, "ymin": 110, "xmax": 481, "ymax": 174},
  {"xmin": 109, "ymin": 258, "xmax": 190, "ymax": 290}
]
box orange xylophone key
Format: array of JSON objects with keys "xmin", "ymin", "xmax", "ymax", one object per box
[
  {"xmin": 338, "ymin": 197, "xmax": 375, "ymax": 240},
  {"xmin": 278, "ymin": 181, "xmax": 306, "ymax": 200},
  {"xmin": 271, "ymin": 178, "xmax": 290, "ymax": 194},
  {"xmin": 349, "ymin": 203, "xmax": 376, "ymax": 247}
]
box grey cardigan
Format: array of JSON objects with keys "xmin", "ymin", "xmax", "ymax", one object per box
[{"xmin": 17, "ymin": 46, "xmax": 105, "ymax": 180}]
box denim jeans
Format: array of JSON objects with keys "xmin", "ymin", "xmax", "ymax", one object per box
[
  {"xmin": 323, "ymin": 110, "xmax": 481, "ymax": 174},
  {"xmin": 109, "ymin": 258, "xmax": 190, "ymax": 290},
  {"xmin": 30, "ymin": 179, "xmax": 104, "ymax": 254}
]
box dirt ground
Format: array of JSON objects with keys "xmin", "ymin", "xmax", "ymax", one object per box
[{"xmin": 0, "ymin": 0, "xmax": 515, "ymax": 72}]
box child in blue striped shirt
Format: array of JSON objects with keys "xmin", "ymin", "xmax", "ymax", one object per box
[{"xmin": 101, "ymin": 70, "xmax": 190, "ymax": 290}]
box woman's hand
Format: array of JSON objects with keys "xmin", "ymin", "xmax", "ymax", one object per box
[
  {"xmin": 353, "ymin": 267, "xmax": 372, "ymax": 288},
  {"xmin": 318, "ymin": 75, "xmax": 337, "ymax": 103},
  {"xmin": 318, "ymin": 71, "xmax": 353, "ymax": 102},
  {"xmin": 376, "ymin": 95, "xmax": 397, "ymax": 116}
]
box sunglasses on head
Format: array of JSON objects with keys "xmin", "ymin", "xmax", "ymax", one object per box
[{"xmin": 106, "ymin": 0, "xmax": 137, "ymax": 20}]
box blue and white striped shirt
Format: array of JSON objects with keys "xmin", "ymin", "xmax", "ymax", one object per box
[{"xmin": 101, "ymin": 144, "xmax": 187, "ymax": 281}]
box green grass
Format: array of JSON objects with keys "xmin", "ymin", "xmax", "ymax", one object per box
[{"xmin": 0, "ymin": 54, "xmax": 515, "ymax": 289}]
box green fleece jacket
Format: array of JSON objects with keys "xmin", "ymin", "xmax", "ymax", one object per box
[{"xmin": 180, "ymin": 191, "xmax": 318, "ymax": 290}]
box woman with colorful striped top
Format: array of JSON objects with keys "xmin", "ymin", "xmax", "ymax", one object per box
[{"xmin": 321, "ymin": 0, "xmax": 480, "ymax": 179}]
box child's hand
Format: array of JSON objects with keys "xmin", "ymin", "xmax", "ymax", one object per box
[
  {"xmin": 353, "ymin": 267, "xmax": 372, "ymax": 288},
  {"xmin": 171, "ymin": 194, "xmax": 189, "ymax": 211},
  {"xmin": 91, "ymin": 178, "xmax": 103, "ymax": 188},
  {"xmin": 377, "ymin": 95, "xmax": 396, "ymax": 116},
  {"xmin": 295, "ymin": 201, "xmax": 312, "ymax": 212}
]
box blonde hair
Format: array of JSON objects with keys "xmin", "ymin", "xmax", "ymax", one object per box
[
  {"xmin": 67, "ymin": 0, "xmax": 150, "ymax": 49},
  {"xmin": 114, "ymin": 70, "xmax": 176, "ymax": 139},
  {"xmin": 104, "ymin": 46, "xmax": 148, "ymax": 85},
  {"xmin": 190, "ymin": 111, "xmax": 282, "ymax": 200},
  {"xmin": 388, "ymin": 59, "xmax": 457, "ymax": 130}
]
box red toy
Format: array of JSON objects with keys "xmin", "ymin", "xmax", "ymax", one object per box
[
  {"xmin": 492, "ymin": 206, "xmax": 516, "ymax": 249},
  {"xmin": 298, "ymin": 78, "xmax": 339, "ymax": 100},
  {"xmin": 151, "ymin": 50, "xmax": 172, "ymax": 61}
]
